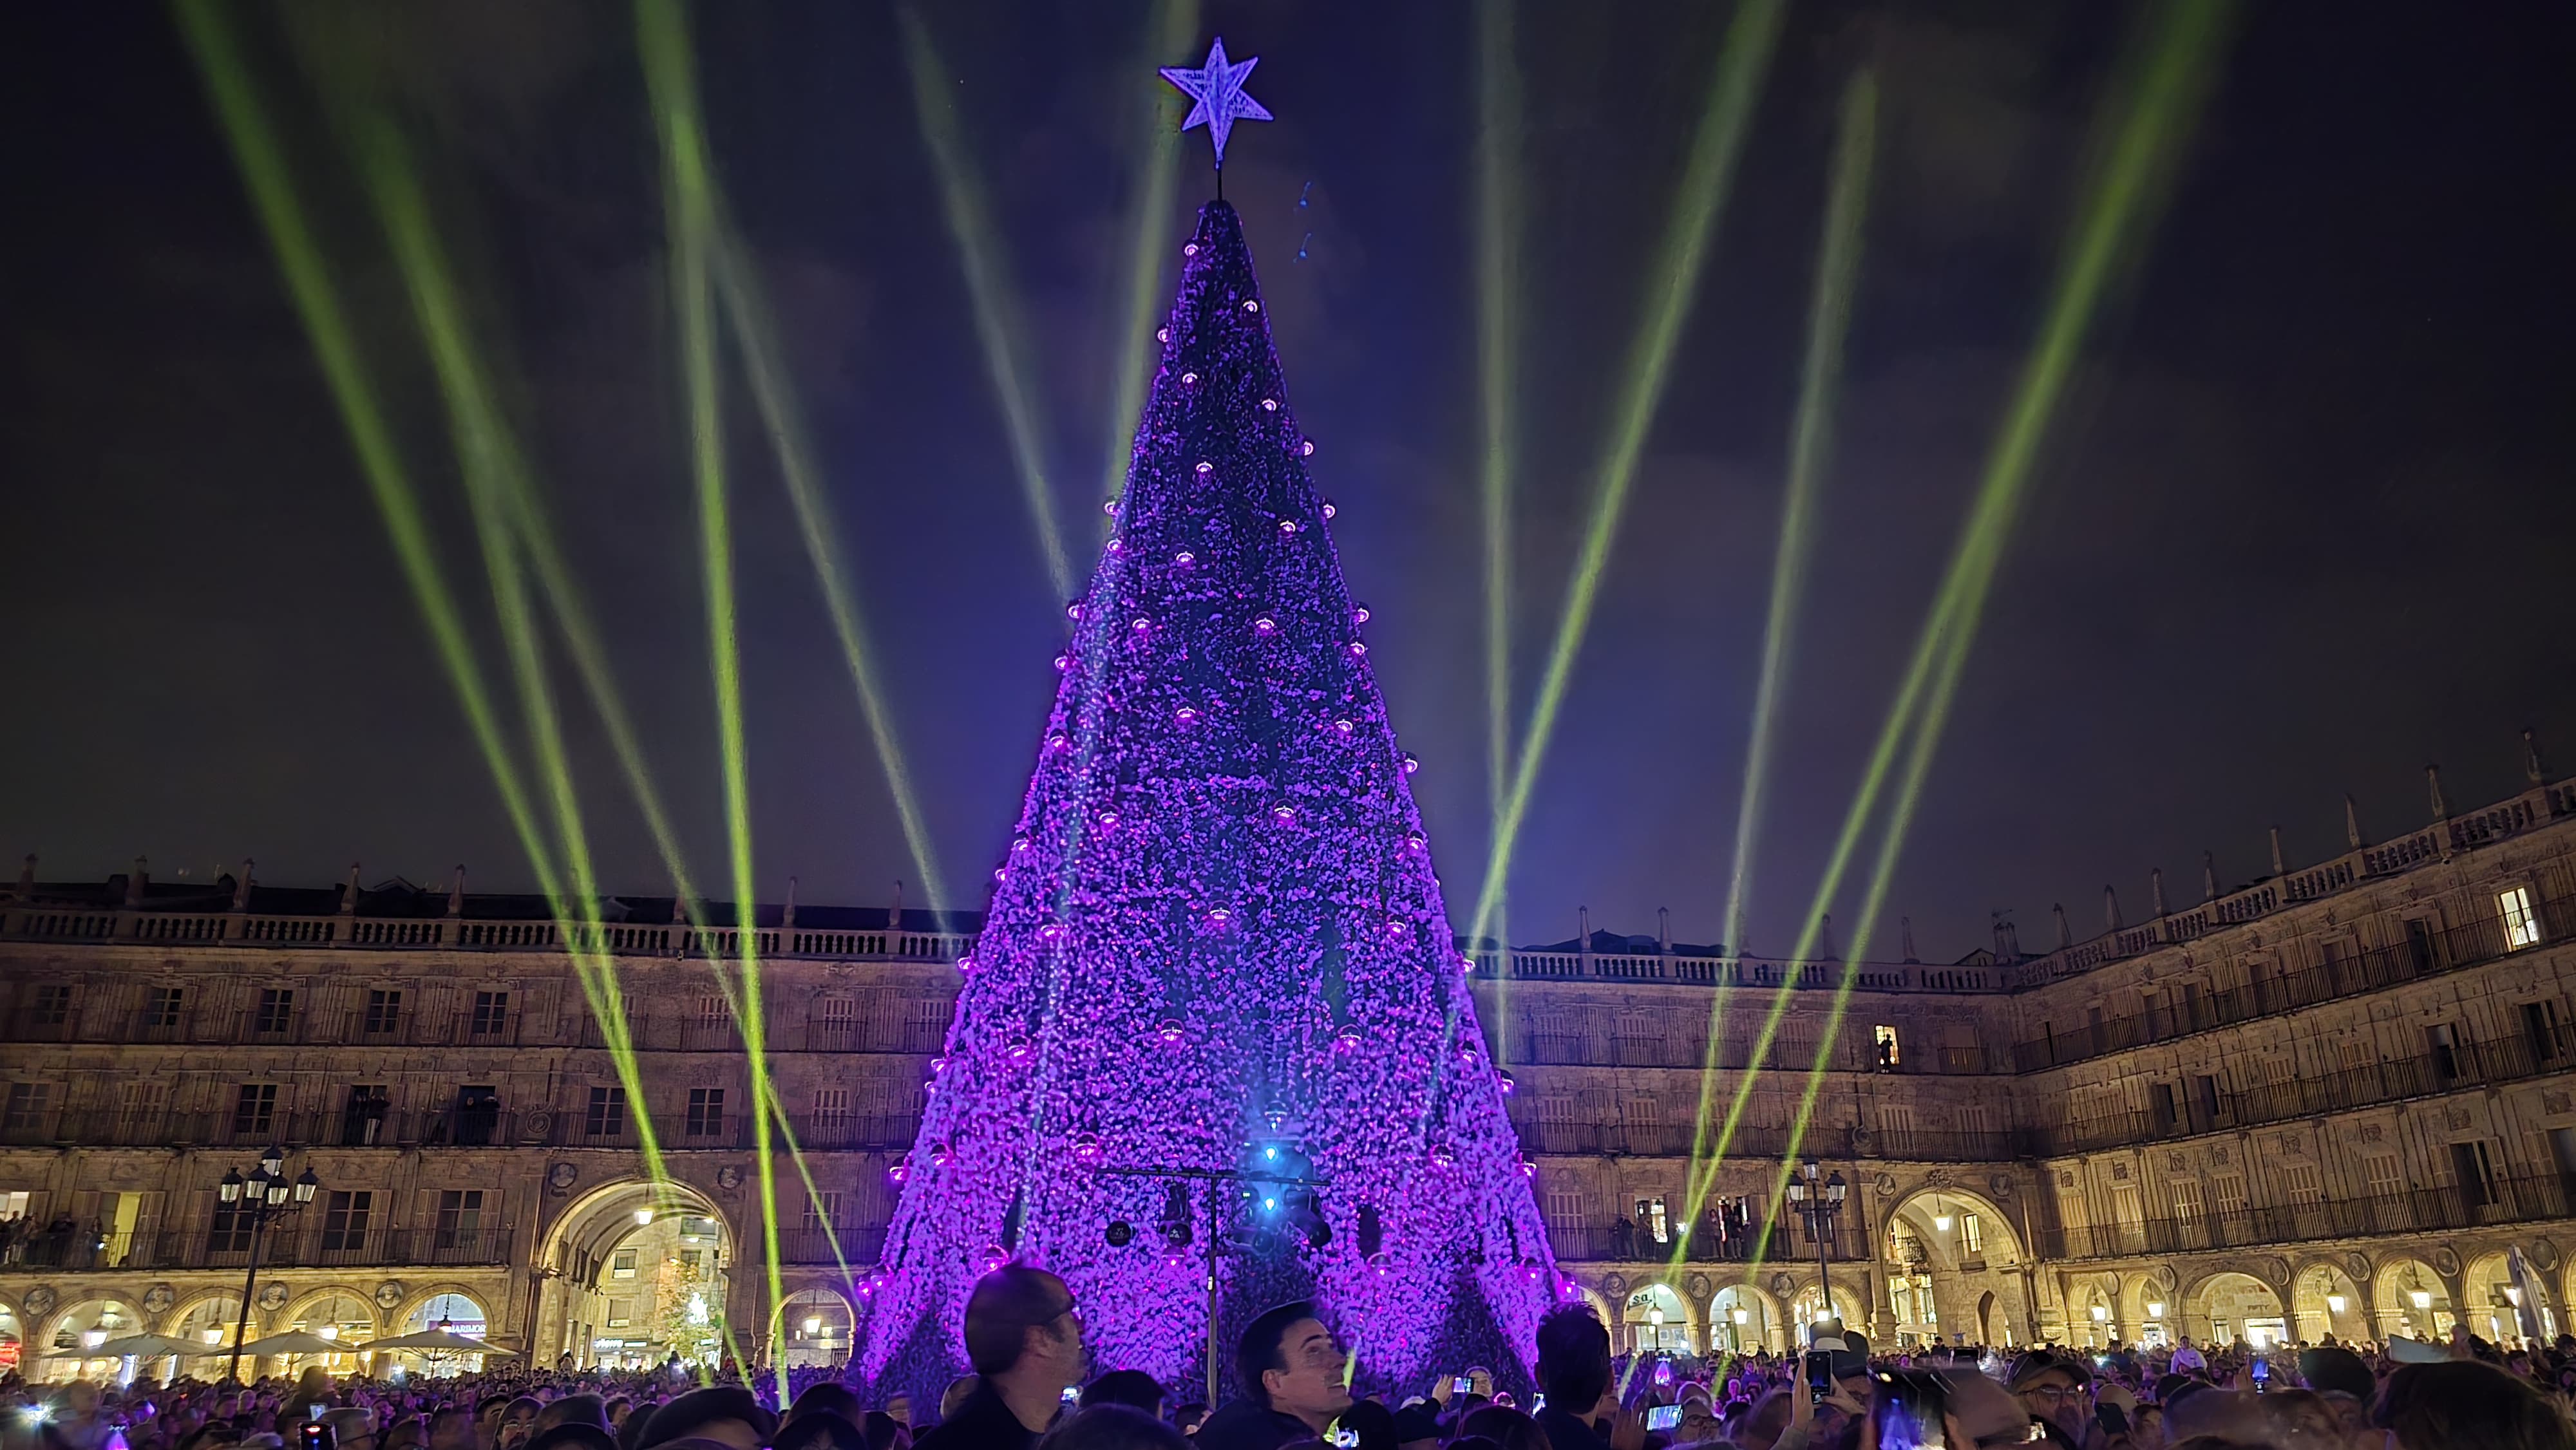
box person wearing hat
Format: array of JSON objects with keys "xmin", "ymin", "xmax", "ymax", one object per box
[
  {"xmin": 2006, "ymin": 1352, "xmax": 2088, "ymax": 1443},
  {"xmin": 633, "ymin": 1388, "xmax": 776, "ymax": 1450}
]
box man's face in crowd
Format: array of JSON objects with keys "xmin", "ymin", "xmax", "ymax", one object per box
[
  {"xmin": 884, "ymin": 1397, "xmax": 910, "ymax": 1429},
  {"xmin": 2018, "ymin": 1370, "xmax": 2084, "ymax": 1436},
  {"xmin": 1263, "ymin": 1318, "xmax": 1353, "ymax": 1426},
  {"xmin": 1025, "ymin": 1299, "xmax": 1089, "ymax": 1389}
]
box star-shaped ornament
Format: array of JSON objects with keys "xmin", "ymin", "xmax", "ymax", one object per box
[{"xmin": 1160, "ymin": 37, "xmax": 1271, "ymax": 169}]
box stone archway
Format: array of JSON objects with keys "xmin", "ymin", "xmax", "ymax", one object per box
[
  {"xmin": 1710, "ymin": 1284, "xmax": 1779, "ymax": 1355},
  {"xmin": 2375, "ymin": 1256, "xmax": 2456, "ymax": 1342},
  {"xmin": 780, "ymin": 1288, "xmax": 855, "ymax": 1369},
  {"xmin": 1881, "ymin": 1186, "xmax": 2022, "ymax": 1348},
  {"xmin": 533, "ymin": 1178, "xmax": 732, "ymax": 1369},
  {"xmin": 2290, "ymin": 1261, "xmax": 2367, "ymax": 1344},
  {"xmin": 2188, "ymin": 1272, "xmax": 2287, "ymax": 1349},
  {"xmin": 1788, "ymin": 1281, "xmax": 1868, "ymax": 1344},
  {"xmin": 1619, "ymin": 1281, "xmax": 1694, "ymax": 1355},
  {"xmin": 2462, "ymin": 1251, "xmax": 2551, "ymax": 1345},
  {"xmin": 36, "ymin": 1295, "xmax": 146, "ymax": 1382},
  {"xmin": 282, "ymin": 1287, "xmax": 381, "ymax": 1376}
]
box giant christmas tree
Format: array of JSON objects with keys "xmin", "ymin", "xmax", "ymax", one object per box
[{"xmin": 855, "ymin": 47, "xmax": 1558, "ymax": 1398}]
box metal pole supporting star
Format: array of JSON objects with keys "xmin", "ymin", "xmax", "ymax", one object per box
[{"xmin": 1160, "ymin": 37, "xmax": 1271, "ymax": 193}]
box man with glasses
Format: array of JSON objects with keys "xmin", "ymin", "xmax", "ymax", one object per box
[
  {"xmin": 913, "ymin": 1265, "xmax": 1088, "ymax": 1450},
  {"xmin": 1195, "ymin": 1302, "xmax": 1352, "ymax": 1450},
  {"xmin": 2006, "ymin": 1352, "xmax": 2088, "ymax": 1442}
]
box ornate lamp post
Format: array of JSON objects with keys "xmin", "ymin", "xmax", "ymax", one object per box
[
  {"xmin": 215, "ymin": 1146, "xmax": 319, "ymax": 1383},
  {"xmin": 1785, "ymin": 1158, "xmax": 1848, "ymax": 1339}
]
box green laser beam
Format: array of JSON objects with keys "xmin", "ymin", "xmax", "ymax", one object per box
[
  {"xmin": 341, "ymin": 96, "xmax": 858, "ymax": 1303},
  {"xmin": 1097, "ymin": 0, "xmax": 1198, "ymax": 511},
  {"xmin": 1678, "ymin": 0, "xmax": 2235, "ymax": 1257},
  {"xmin": 899, "ymin": 6, "xmax": 1072, "ymax": 599},
  {"xmin": 1475, "ymin": 0, "xmax": 1524, "ymax": 1051},
  {"xmin": 173, "ymin": 0, "xmax": 684, "ymax": 1190},
  {"xmin": 1682, "ymin": 64, "xmax": 1877, "ymax": 1225},
  {"xmin": 637, "ymin": 0, "xmax": 790, "ymax": 1406},
  {"xmin": 1468, "ymin": 0, "xmax": 1785, "ymax": 949},
  {"xmin": 710, "ymin": 223, "xmax": 953, "ymax": 919}
]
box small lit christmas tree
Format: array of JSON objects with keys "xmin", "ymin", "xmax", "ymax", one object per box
[{"xmin": 854, "ymin": 41, "xmax": 1557, "ymax": 1400}]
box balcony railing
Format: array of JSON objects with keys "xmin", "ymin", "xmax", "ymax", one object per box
[
  {"xmin": 2012, "ymin": 898, "xmax": 2575, "ymax": 1073},
  {"xmin": 2029, "ymin": 1026, "xmax": 2576, "ymax": 1156},
  {"xmin": 1508, "ymin": 1035, "xmax": 2002, "ymax": 1075},
  {"xmin": 1547, "ymin": 1220, "xmax": 1868, "ymax": 1265},
  {"xmin": 3, "ymin": 1226, "xmax": 511, "ymax": 1274},
  {"xmin": 774, "ymin": 1226, "xmax": 890, "ymax": 1266},
  {"xmin": 2035, "ymin": 1173, "xmax": 2576, "ymax": 1261}
]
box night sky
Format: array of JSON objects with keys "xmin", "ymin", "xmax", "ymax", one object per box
[{"xmin": 6, "ymin": 3, "xmax": 2573, "ymax": 961}]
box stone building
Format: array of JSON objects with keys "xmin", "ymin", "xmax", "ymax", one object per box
[{"xmin": 4, "ymin": 744, "xmax": 2573, "ymax": 1375}]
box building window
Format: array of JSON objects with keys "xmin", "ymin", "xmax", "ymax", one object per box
[
  {"xmin": 253, "ymin": 988, "xmax": 295, "ymax": 1035},
  {"xmin": 2502, "ymin": 887, "xmax": 2543, "ymax": 949},
  {"xmin": 207, "ymin": 1199, "xmax": 254, "ymax": 1253},
  {"xmin": 687, "ymin": 1088, "xmax": 726, "ymax": 1138},
  {"xmin": 679, "ymin": 1248, "xmax": 704, "ymax": 1277},
  {"xmin": 471, "ymin": 991, "xmax": 510, "ymax": 1037},
  {"xmin": 2282, "ymin": 1162, "xmax": 2324, "ymax": 1203},
  {"xmin": 435, "ymin": 1189, "xmax": 485, "ymax": 1247},
  {"xmin": 3, "ymin": 1083, "xmax": 54, "ymax": 1136},
  {"xmin": 0, "ymin": 1191, "xmax": 28, "ymax": 1218},
  {"xmin": 143, "ymin": 986, "xmax": 185, "ymax": 1029},
  {"xmin": 585, "ymin": 1086, "xmax": 627, "ymax": 1140},
  {"xmin": 694, "ymin": 995, "xmax": 726, "ymax": 1026},
  {"xmin": 2363, "ymin": 1154, "xmax": 2404, "ymax": 1199},
  {"xmin": 341, "ymin": 1084, "xmax": 390, "ymax": 1145},
  {"xmin": 29, "ymin": 984, "xmax": 72, "ymax": 1028},
  {"xmin": 321, "ymin": 1191, "xmax": 373, "ymax": 1251},
  {"xmin": 1636, "ymin": 1196, "xmax": 1671, "ymax": 1245},
  {"xmin": 2170, "ymin": 1180, "xmax": 2205, "ymax": 1227},
  {"xmin": 612, "ymin": 1248, "xmax": 638, "ymax": 1279},
  {"xmin": 905, "ymin": 999, "xmax": 947, "ymax": 1051},
  {"xmin": 2451, "ymin": 1140, "xmax": 2501, "ymax": 1207},
  {"xmin": 2211, "ymin": 1173, "xmax": 2248, "ymax": 1216},
  {"xmin": 1960, "ymin": 1212, "xmax": 1984, "ymax": 1254},
  {"xmin": 606, "ymin": 1299, "xmax": 634, "ymax": 1328},
  {"xmin": 1543, "ymin": 1189, "xmax": 1586, "ymax": 1229},
  {"xmin": 363, "ymin": 990, "xmax": 402, "ymax": 1035},
  {"xmin": 1873, "ymin": 1024, "xmax": 1900, "ymax": 1069},
  {"xmin": 233, "ymin": 1083, "xmax": 278, "ymax": 1137},
  {"xmin": 802, "ymin": 1192, "xmax": 841, "ymax": 1232}
]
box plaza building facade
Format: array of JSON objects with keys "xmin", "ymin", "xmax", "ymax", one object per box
[{"xmin": 5, "ymin": 742, "xmax": 2575, "ymax": 1375}]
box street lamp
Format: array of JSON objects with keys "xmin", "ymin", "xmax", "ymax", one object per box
[
  {"xmin": 214, "ymin": 1147, "xmax": 320, "ymax": 1384},
  {"xmin": 1784, "ymin": 1159, "xmax": 1848, "ymax": 1339}
]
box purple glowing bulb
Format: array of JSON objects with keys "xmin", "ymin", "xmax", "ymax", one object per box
[
  {"xmin": 1270, "ymin": 805, "xmax": 1297, "ymax": 825},
  {"xmin": 929, "ymin": 1056, "xmax": 949, "ymax": 1075},
  {"xmin": 1039, "ymin": 921, "xmax": 1067, "ymax": 941},
  {"xmin": 1497, "ymin": 1069, "xmax": 1517, "ymax": 1096},
  {"xmin": 1184, "ymin": 243, "xmax": 1199, "ymax": 256},
  {"xmin": 1181, "ymin": 372, "xmax": 1198, "ymax": 386},
  {"xmin": 1243, "ymin": 299, "xmax": 1260, "ymax": 314},
  {"xmin": 1007, "ymin": 1040, "xmax": 1032, "ymax": 1065},
  {"xmin": 1157, "ymin": 1019, "xmax": 1186, "ymax": 1043},
  {"xmin": 1068, "ymin": 601, "xmax": 1086, "ymax": 619},
  {"xmin": 992, "ymin": 866, "xmax": 1007, "ymax": 882},
  {"xmin": 1175, "ymin": 706, "xmax": 1199, "ymax": 724},
  {"xmin": 1348, "ymin": 641, "xmax": 1368, "ymax": 657},
  {"xmin": 1053, "ymin": 654, "xmax": 1071, "ymax": 673},
  {"xmin": 1097, "ymin": 809, "xmax": 1120, "ymax": 827},
  {"xmin": 1072, "ymin": 1133, "xmax": 1103, "ymax": 1163},
  {"xmin": 1261, "ymin": 397, "xmax": 1278, "ymax": 411},
  {"xmin": 929, "ymin": 1142, "xmax": 952, "ymax": 1166},
  {"xmin": 1401, "ymin": 753, "xmax": 1420, "ymax": 774},
  {"xmin": 1047, "ymin": 733, "xmax": 1071, "ymax": 754},
  {"xmin": 1157, "ymin": 326, "xmax": 1170, "ymax": 342},
  {"xmin": 1130, "ymin": 616, "xmax": 1152, "ymax": 633},
  {"xmin": 1302, "ymin": 439, "xmax": 1316, "ymax": 457},
  {"xmin": 1011, "ymin": 836, "xmax": 1030, "ymax": 852},
  {"xmin": 957, "ymin": 954, "xmax": 976, "ymax": 972},
  {"xmin": 1106, "ymin": 538, "xmax": 1125, "ymax": 554},
  {"xmin": 1278, "ymin": 519, "xmax": 1298, "ymax": 536},
  {"xmin": 1353, "ymin": 605, "xmax": 1371, "ymax": 623},
  {"xmin": 1404, "ymin": 831, "xmax": 1426, "ymax": 852},
  {"xmin": 1195, "ymin": 460, "xmax": 1213, "ymax": 475},
  {"xmin": 1207, "ymin": 906, "xmax": 1232, "ymax": 926},
  {"xmin": 1322, "ymin": 501, "xmax": 1336, "ymax": 519},
  {"xmin": 1103, "ymin": 500, "xmax": 1119, "ymax": 516},
  {"xmin": 1333, "ymin": 719, "xmax": 1354, "ymax": 737},
  {"xmin": 887, "ymin": 1163, "xmax": 908, "ymax": 1183},
  {"xmin": 1253, "ymin": 616, "xmax": 1278, "ymax": 636},
  {"xmin": 1334, "ymin": 1024, "xmax": 1363, "ymax": 1050}
]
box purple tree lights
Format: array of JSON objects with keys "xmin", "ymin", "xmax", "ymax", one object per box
[{"xmin": 852, "ymin": 201, "xmax": 1557, "ymax": 1400}]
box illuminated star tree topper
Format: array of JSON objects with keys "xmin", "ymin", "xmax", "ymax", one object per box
[{"xmin": 1160, "ymin": 37, "xmax": 1272, "ymax": 172}]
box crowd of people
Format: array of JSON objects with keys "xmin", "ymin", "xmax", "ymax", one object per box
[{"xmin": 10, "ymin": 1266, "xmax": 2576, "ymax": 1450}]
